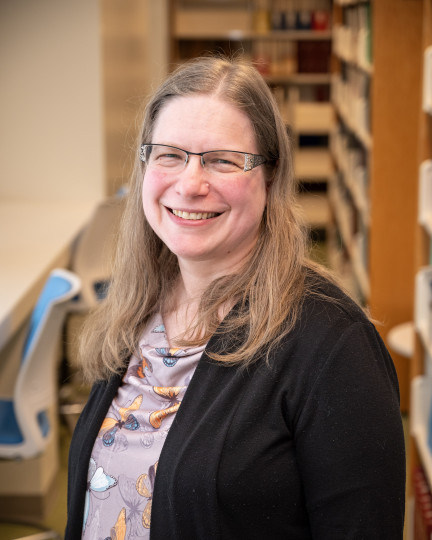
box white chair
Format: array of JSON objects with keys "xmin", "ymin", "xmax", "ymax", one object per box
[
  {"xmin": 60, "ymin": 192, "xmax": 125, "ymax": 432},
  {"xmin": 0, "ymin": 268, "xmax": 81, "ymax": 459},
  {"xmin": 70, "ymin": 191, "xmax": 125, "ymax": 311}
]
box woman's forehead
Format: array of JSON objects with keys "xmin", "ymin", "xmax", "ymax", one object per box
[{"xmin": 151, "ymin": 94, "xmax": 258, "ymax": 152}]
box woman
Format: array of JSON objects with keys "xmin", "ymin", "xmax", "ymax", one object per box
[{"xmin": 66, "ymin": 56, "xmax": 405, "ymax": 539}]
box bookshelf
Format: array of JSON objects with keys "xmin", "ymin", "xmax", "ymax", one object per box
[
  {"xmin": 330, "ymin": 0, "xmax": 424, "ymax": 411},
  {"xmin": 329, "ymin": 0, "xmax": 372, "ymax": 301},
  {"xmin": 410, "ymin": 0, "xmax": 432, "ymax": 536},
  {"xmin": 170, "ymin": 0, "xmax": 334, "ymax": 230}
]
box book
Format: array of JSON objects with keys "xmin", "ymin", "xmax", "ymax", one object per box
[{"xmin": 413, "ymin": 466, "xmax": 432, "ymax": 539}]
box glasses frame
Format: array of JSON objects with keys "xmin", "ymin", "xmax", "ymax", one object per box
[{"xmin": 139, "ymin": 143, "xmax": 267, "ymax": 173}]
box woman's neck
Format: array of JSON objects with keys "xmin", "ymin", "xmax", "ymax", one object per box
[
  {"xmin": 162, "ymin": 289, "xmax": 199, "ymax": 346},
  {"xmin": 162, "ymin": 264, "xmax": 233, "ymax": 345}
]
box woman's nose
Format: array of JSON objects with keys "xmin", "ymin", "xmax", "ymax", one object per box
[{"xmin": 175, "ymin": 156, "xmax": 210, "ymax": 198}]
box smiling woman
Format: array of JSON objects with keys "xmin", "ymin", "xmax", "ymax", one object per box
[
  {"xmin": 66, "ymin": 56, "xmax": 406, "ymax": 540},
  {"xmin": 141, "ymin": 94, "xmax": 268, "ymax": 287}
]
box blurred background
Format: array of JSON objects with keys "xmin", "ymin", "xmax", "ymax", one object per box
[{"xmin": 0, "ymin": 0, "xmax": 431, "ymax": 538}]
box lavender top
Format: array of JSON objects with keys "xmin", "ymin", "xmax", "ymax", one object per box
[{"xmin": 81, "ymin": 313, "xmax": 206, "ymax": 539}]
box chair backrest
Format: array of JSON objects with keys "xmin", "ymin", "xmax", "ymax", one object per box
[
  {"xmin": 72, "ymin": 192, "xmax": 125, "ymax": 309},
  {"xmin": 12, "ymin": 269, "xmax": 81, "ymax": 458}
]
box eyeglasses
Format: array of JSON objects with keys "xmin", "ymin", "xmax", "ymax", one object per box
[{"xmin": 139, "ymin": 144, "xmax": 267, "ymax": 174}]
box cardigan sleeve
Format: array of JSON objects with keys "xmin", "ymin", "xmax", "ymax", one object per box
[{"xmin": 292, "ymin": 320, "xmax": 405, "ymax": 539}]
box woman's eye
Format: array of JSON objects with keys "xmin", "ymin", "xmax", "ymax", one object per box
[
  {"xmin": 213, "ymin": 158, "xmax": 235, "ymax": 166},
  {"xmin": 158, "ymin": 153, "xmax": 182, "ymax": 160},
  {"xmin": 223, "ymin": 158, "xmax": 238, "ymax": 165},
  {"xmin": 149, "ymin": 149, "xmax": 185, "ymax": 169},
  {"xmin": 206, "ymin": 153, "xmax": 243, "ymax": 171},
  {"xmin": 153, "ymin": 152, "xmax": 184, "ymax": 167}
]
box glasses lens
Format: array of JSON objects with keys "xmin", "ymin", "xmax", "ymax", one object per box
[
  {"xmin": 204, "ymin": 151, "xmax": 245, "ymax": 173},
  {"xmin": 146, "ymin": 145, "xmax": 186, "ymax": 171}
]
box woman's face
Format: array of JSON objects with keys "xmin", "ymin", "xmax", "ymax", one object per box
[{"xmin": 142, "ymin": 94, "xmax": 267, "ymax": 276}]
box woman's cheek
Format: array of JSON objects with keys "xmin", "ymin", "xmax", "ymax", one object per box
[
  {"xmin": 142, "ymin": 169, "xmax": 173, "ymax": 223},
  {"xmin": 142, "ymin": 169, "xmax": 169, "ymax": 194}
]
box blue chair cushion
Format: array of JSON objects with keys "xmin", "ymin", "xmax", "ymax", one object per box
[
  {"xmin": 22, "ymin": 275, "xmax": 73, "ymax": 360},
  {"xmin": 0, "ymin": 400, "xmax": 23, "ymax": 444},
  {"xmin": 37, "ymin": 410, "xmax": 50, "ymax": 438},
  {"xmin": 0, "ymin": 399, "xmax": 50, "ymax": 445}
]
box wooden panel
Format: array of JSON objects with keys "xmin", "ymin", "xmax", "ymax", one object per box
[{"xmin": 369, "ymin": 0, "xmax": 424, "ymax": 410}]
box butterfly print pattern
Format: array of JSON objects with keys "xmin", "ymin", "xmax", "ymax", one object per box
[
  {"xmin": 149, "ymin": 386, "xmax": 182, "ymax": 429},
  {"xmin": 99, "ymin": 395, "xmax": 142, "ymax": 447},
  {"xmin": 106, "ymin": 507, "xmax": 126, "ymax": 540},
  {"xmin": 155, "ymin": 347, "xmax": 187, "ymax": 367},
  {"xmin": 82, "ymin": 313, "xmax": 206, "ymax": 539},
  {"xmin": 83, "ymin": 457, "xmax": 117, "ymax": 532},
  {"xmin": 136, "ymin": 461, "xmax": 158, "ymax": 529}
]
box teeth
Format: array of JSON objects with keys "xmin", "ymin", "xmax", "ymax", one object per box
[{"xmin": 172, "ymin": 209, "xmax": 217, "ymax": 220}]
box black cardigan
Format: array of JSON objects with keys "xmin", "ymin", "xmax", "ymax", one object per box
[{"xmin": 66, "ymin": 279, "xmax": 405, "ymax": 539}]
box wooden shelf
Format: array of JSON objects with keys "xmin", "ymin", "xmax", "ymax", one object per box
[
  {"xmin": 334, "ymin": 0, "xmax": 370, "ymax": 7},
  {"xmin": 330, "ymin": 129, "xmax": 369, "ymax": 225},
  {"xmin": 424, "ymin": 46, "xmax": 432, "ymax": 114},
  {"xmin": 295, "ymin": 149, "xmax": 334, "ymax": 180},
  {"xmin": 419, "ymin": 160, "xmax": 432, "ymax": 237},
  {"xmin": 332, "ymin": 19, "xmax": 372, "ymax": 74},
  {"xmin": 415, "ymin": 267, "xmax": 432, "ymax": 359},
  {"xmin": 334, "ymin": 0, "xmax": 370, "ymax": 5},
  {"xmin": 264, "ymin": 73, "xmax": 332, "ymax": 85},
  {"xmin": 332, "ymin": 81, "xmax": 372, "ymax": 150},
  {"xmin": 290, "ymin": 102, "xmax": 335, "ymax": 134},
  {"xmin": 298, "ymin": 192, "xmax": 330, "ymax": 229},
  {"xmin": 328, "ymin": 177, "xmax": 370, "ymax": 299},
  {"xmin": 332, "ymin": 50, "xmax": 373, "ymax": 76},
  {"xmin": 411, "ymin": 374, "xmax": 432, "ymax": 488},
  {"xmin": 174, "ymin": 29, "xmax": 332, "ymax": 41}
]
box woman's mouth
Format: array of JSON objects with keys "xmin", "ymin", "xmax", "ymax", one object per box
[{"xmin": 171, "ymin": 209, "xmax": 219, "ymax": 220}]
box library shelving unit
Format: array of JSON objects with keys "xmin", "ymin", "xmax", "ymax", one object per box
[
  {"xmin": 170, "ymin": 0, "xmax": 334, "ymax": 230},
  {"xmin": 330, "ymin": 0, "xmax": 425, "ymax": 411},
  {"xmin": 409, "ymin": 0, "xmax": 432, "ymax": 536},
  {"xmin": 329, "ymin": 0, "xmax": 372, "ymax": 301}
]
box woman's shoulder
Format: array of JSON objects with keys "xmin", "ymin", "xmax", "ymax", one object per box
[
  {"xmin": 263, "ymin": 268, "xmax": 394, "ymax": 397},
  {"xmin": 301, "ymin": 266, "xmax": 369, "ymax": 327},
  {"xmin": 278, "ymin": 266, "xmax": 382, "ymax": 362}
]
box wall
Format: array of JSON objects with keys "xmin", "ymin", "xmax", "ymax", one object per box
[
  {"xmin": 0, "ymin": 0, "xmax": 105, "ymax": 201},
  {"xmin": 102, "ymin": 0, "xmax": 169, "ymax": 195}
]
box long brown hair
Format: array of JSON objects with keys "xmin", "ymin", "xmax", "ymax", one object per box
[{"xmin": 79, "ymin": 56, "xmax": 321, "ymax": 383}]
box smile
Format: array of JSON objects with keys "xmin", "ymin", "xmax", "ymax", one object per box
[{"xmin": 171, "ymin": 209, "xmax": 219, "ymax": 220}]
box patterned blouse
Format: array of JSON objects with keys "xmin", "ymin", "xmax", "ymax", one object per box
[{"xmin": 81, "ymin": 313, "xmax": 206, "ymax": 539}]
